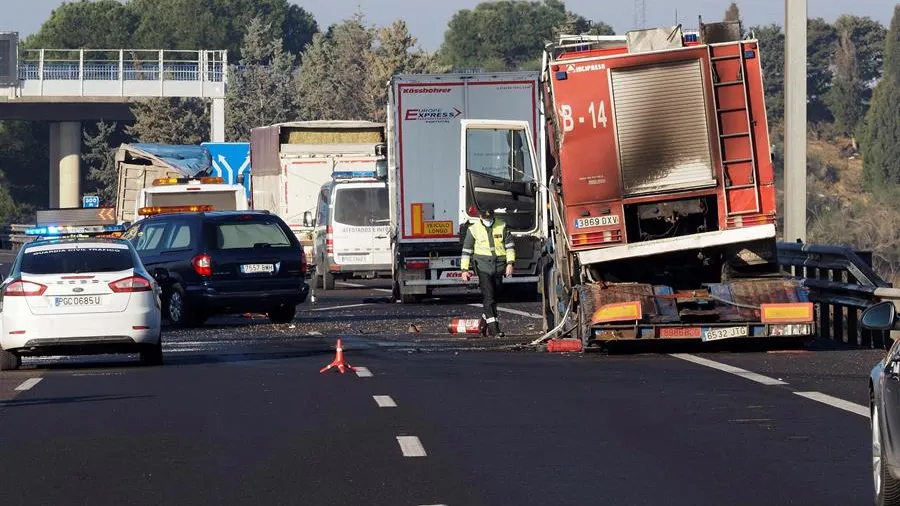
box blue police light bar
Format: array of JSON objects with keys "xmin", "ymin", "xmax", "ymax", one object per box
[
  {"xmin": 24, "ymin": 224, "xmax": 126, "ymax": 237},
  {"xmin": 332, "ymin": 170, "xmax": 378, "ymax": 180}
]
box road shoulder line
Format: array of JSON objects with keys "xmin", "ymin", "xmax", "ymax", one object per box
[{"xmin": 669, "ymin": 354, "xmax": 787, "ymax": 386}]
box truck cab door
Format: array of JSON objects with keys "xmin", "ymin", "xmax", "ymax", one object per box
[{"xmin": 458, "ymin": 119, "xmax": 541, "ymax": 236}]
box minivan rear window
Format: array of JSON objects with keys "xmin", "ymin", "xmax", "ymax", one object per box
[
  {"xmin": 333, "ymin": 187, "xmax": 388, "ymax": 227},
  {"xmin": 20, "ymin": 246, "xmax": 134, "ymax": 275},
  {"xmin": 209, "ymin": 220, "xmax": 293, "ymax": 250}
]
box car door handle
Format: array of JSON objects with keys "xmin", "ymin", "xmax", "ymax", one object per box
[{"xmin": 375, "ymin": 235, "xmax": 387, "ymax": 239}]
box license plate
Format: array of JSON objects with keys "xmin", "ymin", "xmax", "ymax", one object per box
[
  {"xmin": 241, "ymin": 264, "xmax": 274, "ymax": 274},
  {"xmin": 53, "ymin": 296, "xmax": 102, "ymax": 307},
  {"xmin": 574, "ymin": 215, "xmax": 620, "ymax": 229},
  {"xmin": 704, "ymin": 326, "xmax": 749, "ymax": 341}
]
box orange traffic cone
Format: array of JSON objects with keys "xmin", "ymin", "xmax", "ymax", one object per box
[{"xmin": 319, "ymin": 338, "xmax": 356, "ymax": 374}]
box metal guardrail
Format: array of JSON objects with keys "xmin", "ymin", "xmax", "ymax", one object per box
[{"xmin": 777, "ymin": 241, "xmax": 894, "ymax": 349}]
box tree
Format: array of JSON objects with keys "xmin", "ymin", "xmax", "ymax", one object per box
[
  {"xmin": 807, "ymin": 18, "xmax": 839, "ymax": 121},
  {"xmin": 225, "ymin": 17, "xmax": 299, "ymax": 141},
  {"xmin": 751, "ymin": 24, "xmax": 785, "ymax": 125},
  {"xmin": 82, "ymin": 121, "xmax": 120, "ymax": 205},
  {"xmin": 826, "ymin": 30, "xmax": 866, "ymax": 144},
  {"xmin": 0, "ymin": 121, "xmax": 49, "ymax": 209},
  {"xmin": 368, "ymin": 20, "xmax": 445, "ymax": 122},
  {"xmin": 296, "ymin": 33, "xmax": 337, "ymax": 121},
  {"xmin": 323, "ymin": 13, "xmax": 377, "ymax": 120},
  {"xmin": 126, "ymin": 98, "xmax": 209, "ymax": 145},
  {"xmin": 724, "ymin": 2, "xmax": 741, "ymax": 24},
  {"xmin": 834, "ymin": 15, "xmax": 888, "ymax": 85},
  {"xmin": 129, "ymin": 0, "xmax": 318, "ymax": 62},
  {"xmin": 861, "ymin": 6, "xmax": 900, "ymax": 187},
  {"xmin": 23, "ymin": 0, "xmax": 139, "ymax": 49},
  {"xmin": 439, "ymin": 0, "xmax": 611, "ymax": 70}
]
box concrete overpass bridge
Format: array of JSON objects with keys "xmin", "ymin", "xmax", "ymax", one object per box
[{"xmin": 0, "ymin": 47, "xmax": 227, "ymax": 207}]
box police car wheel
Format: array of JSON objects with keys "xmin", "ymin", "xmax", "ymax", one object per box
[
  {"xmin": 0, "ymin": 349, "xmax": 20, "ymax": 371},
  {"xmin": 139, "ymin": 343, "xmax": 163, "ymax": 366}
]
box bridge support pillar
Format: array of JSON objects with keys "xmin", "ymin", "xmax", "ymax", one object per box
[
  {"xmin": 50, "ymin": 121, "xmax": 82, "ymax": 208},
  {"xmin": 48, "ymin": 123, "xmax": 60, "ymax": 208},
  {"xmin": 210, "ymin": 98, "xmax": 225, "ymax": 142}
]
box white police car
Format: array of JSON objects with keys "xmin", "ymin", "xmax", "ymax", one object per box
[{"xmin": 0, "ymin": 223, "xmax": 163, "ymax": 370}]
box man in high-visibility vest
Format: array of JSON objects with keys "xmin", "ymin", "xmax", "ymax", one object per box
[{"xmin": 460, "ymin": 208, "xmax": 515, "ymax": 337}]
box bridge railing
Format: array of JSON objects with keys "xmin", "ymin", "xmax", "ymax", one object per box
[
  {"xmin": 777, "ymin": 242, "xmax": 896, "ymax": 349},
  {"xmin": 17, "ymin": 49, "xmax": 227, "ymax": 82}
]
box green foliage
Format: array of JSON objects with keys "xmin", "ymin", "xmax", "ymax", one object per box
[
  {"xmin": 82, "ymin": 121, "xmax": 121, "ymax": 205},
  {"xmin": 126, "ymin": 98, "xmax": 209, "ymax": 145},
  {"xmin": 834, "ymin": 15, "xmax": 888, "ymax": 84},
  {"xmin": 807, "ymin": 18, "xmax": 839, "ymax": 121},
  {"xmin": 885, "ymin": 5, "xmax": 900, "ymax": 81},
  {"xmin": 0, "ymin": 121, "xmax": 49, "ymax": 208},
  {"xmin": 751, "ymin": 24, "xmax": 784, "ymax": 125},
  {"xmin": 297, "ymin": 13, "xmax": 441, "ymax": 122},
  {"xmin": 128, "ymin": 0, "xmax": 317, "ymax": 61},
  {"xmin": 826, "ymin": 31, "xmax": 866, "ymax": 138},
  {"xmin": 23, "ymin": 0, "xmax": 139, "ymax": 49},
  {"xmin": 225, "ymin": 17, "xmax": 299, "ymax": 141},
  {"xmin": 438, "ymin": 0, "xmax": 611, "ymax": 70},
  {"xmin": 861, "ymin": 6, "xmax": 900, "ymax": 188}
]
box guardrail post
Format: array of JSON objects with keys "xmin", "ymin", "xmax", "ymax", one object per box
[
  {"xmin": 79, "ymin": 49, "xmax": 84, "ymax": 96},
  {"xmin": 119, "ymin": 49, "xmax": 124, "ymax": 96},
  {"xmin": 159, "ymin": 49, "xmax": 164, "ymax": 95},
  {"xmin": 38, "ymin": 49, "xmax": 44, "ymax": 94}
]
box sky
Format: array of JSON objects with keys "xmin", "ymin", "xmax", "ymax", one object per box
[{"xmin": 2, "ymin": 0, "xmax": 895, "ymax": 51}]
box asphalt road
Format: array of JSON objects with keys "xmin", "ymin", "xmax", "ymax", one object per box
[{"xmin": 0, "ymin": 278, "xmax": 883, "ymax": 505}]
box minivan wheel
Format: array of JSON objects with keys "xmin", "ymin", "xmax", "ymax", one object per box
[
  {"xmin": 267, "ymin": 304, "xmax": 296, "ymax": 324},
  {"xmin": 0, "ymin": 349, "xmax": 20, "ymax": 371},
  {"xmin": 167, "ymin": 284, "xmax": 203, "ymax": 327}
]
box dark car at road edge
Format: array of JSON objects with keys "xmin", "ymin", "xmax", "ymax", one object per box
[{"xmin": 123, "ymin": 210, "xmax": 309, "ymax": 326}]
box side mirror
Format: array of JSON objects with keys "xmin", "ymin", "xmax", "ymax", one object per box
[
  {"xmin": 303, "ymin": 211, "xmax": 313, "ymax": 228},
  {"xmin": 862, "ymin": 301, "xmax": 897, "ymax": 331}
]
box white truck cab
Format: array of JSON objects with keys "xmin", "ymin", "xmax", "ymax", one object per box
[
  {"xmin": 132, "ymin": 177, "xmax": 249, "ymax": 223},
  {"xmin": 312, "ymin": 170, "xmax": 391, "ymax": 290}
]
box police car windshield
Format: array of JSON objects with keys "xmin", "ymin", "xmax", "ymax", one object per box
[{"xmin": 20, "ymin": 244, "xmax": 134, "ymax": 275}]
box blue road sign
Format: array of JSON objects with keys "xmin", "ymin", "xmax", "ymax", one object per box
[
  {"xmin": 82, "ymin": 195, "xmax": 100, "ymax": 208},
  {"xmin": 201, "ymin": 142, "xmax": 251, "ymax": 201}
]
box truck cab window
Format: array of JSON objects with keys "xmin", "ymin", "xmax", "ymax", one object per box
[{"xmin": 466, "ymin": 128, "xmax": 533, "ymax": 183}]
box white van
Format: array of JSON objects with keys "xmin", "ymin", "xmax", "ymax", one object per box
[{"xmin": 312, "ymin": 175, "xmax": 391, "ymax": 289}]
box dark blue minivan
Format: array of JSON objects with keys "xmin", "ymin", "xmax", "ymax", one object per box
[{"xmin": 123, "ymin": 210, "xmax": 309, "ymax": 326}]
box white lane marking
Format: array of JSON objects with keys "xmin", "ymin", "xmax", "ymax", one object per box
[
  {"xmin": 355, "ymin": 367, "xmax": 373, "ymax": 378},
  {"xmin": 308, "ymin": 331, "xmax": 322, "ymax": 336},
  {"xmin": 669, "ymin": 354, "xmax": 788, "ymax": 386},
  {"xmin": 794, "ymin": 391, "xmax": 869, "ymax": 418},
  {"xmin": 309, "ymin": 303, "xmax": 373, "ymax": 312},
  {"xmin": 15, "ymin": 378, "xmax": 43, "ymax": 391},
  {"xmin": 468, "ymin": 303, "xmax": 542, "ymax": 319},
  {"xmin": 373, "ymin": 288, "xmax": 392, "ymax": 293},
  {"xmin": 397, "ymin": 436, "xmax": 427, "ymax": 457},
  {"xmin": 373, "ymin": 395, "xmax": 397, "ymax": 407}
]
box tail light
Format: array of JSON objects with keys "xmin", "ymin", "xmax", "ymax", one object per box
[
  {"xmin": 192, "ymin": 254, "xmax": 212, "ymax": 276},
  {"xmin": 4, "ymin": 280, "xmax": 47, "ymax": 296},
  {"xmin": 300, "ymin": 249, "xmax": 308, "ymax": 275},
  {"xmin": 405, "ymin": 260, "xmax": 429, "ymax": 270},
  {"xmin": 109, "ymin": 275, "xmax": 152, "ymax": 293},
  {"xmin": 326, "ymin": 226, "xmax": 334, "ymax": 254}
]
